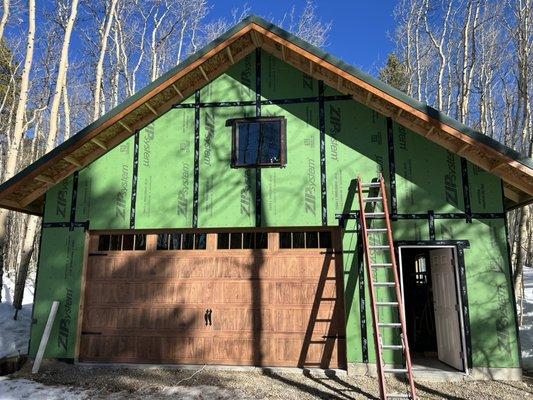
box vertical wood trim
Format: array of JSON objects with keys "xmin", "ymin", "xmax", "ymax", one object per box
[
  {"xmin": 146, "ymin": 233, "xmax": 157, "ymax": 251},
  {"xmin": 268, "ymin": 232, "xmax": 278, "ymax": 251},
  {"xmin": 206, "ymin": 233, "xmax": 217, "ymax": 251}
]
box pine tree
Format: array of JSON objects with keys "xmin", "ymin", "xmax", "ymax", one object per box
[{"xmin": 379, "ymin": 53, "xmax": 409, "ymax": 93}]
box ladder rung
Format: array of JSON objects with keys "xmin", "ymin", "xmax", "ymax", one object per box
[
  {"xmin": 367, "ymin": 228, "xmax": 387, "ymax": 233},
  {"xmin": 382, "ymin": 344, "xmax": 404, "ymax": 350},
  {"xmin": 369, "ymin": 245, "xmax": 389, "ymax": 250},
  {"xmin": 363, "ymin": 197, "xmax": 383, "ymax": 202},
  {"xmin": 376, "ymin": 302, "xmax": 399, "ymax": 307},
  {"xmin": 374, "ymin": 282, "xmax": 395, "ymax": 287},
  {"xmin": 361, "ymin": 182, "xmax": 380, "ymax": 187},
  {"xmin": 387, "ymin": 394, "xmax": 411, "ymax": 399},
  {"xmin": 320, "ymin": 298, "xmax": 336, "ymax": 301},
  {"xmin": 378, "ymin": 323, "xmax": 401, "ymax": 328},
  {"xmin": 384, "ymin": 367, "xmax": 408, "ymax": 374},
  {"xmin": 365, "ymin": 212, "xmax": 385, "ymax": 217},
  {"xmin": 371, "ymin": 263, "xmax": 393, "ymax": 268}
]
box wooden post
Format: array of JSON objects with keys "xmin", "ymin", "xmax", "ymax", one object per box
[{"xmin": 32, "ymin": 300, "xmax": 59, "ymax": 374}]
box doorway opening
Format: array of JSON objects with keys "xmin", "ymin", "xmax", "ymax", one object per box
[{"xmin": 398, "ymin": 246, "xmax": 468, "ymax": 373}]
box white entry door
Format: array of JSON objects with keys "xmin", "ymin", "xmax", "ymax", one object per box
[{"xmin": 430, "ymin": 248, "xmax": 464, "ymax": 371}]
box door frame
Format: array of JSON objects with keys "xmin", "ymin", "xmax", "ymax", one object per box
[{"xmin": 396, "ymin": 240, "xmax": 471, "ymax": 373}]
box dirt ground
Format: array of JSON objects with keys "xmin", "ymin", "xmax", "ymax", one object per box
[{"xmin": 5, "ymin": 360, "xmax": 533, "ymax": 399}]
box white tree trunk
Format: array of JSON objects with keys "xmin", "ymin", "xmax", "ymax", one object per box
[
  {"xmin": 93, "ymin": 0, "xmax": 118, "ymax": 120},
  {"xmin": 46, "ymin": 0, "xmax": 79, "ymax": 153}
]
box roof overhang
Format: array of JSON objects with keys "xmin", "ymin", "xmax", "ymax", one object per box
[{"xmin": 0, "ymin": 16, "xmax": 532, "ymax": 214}]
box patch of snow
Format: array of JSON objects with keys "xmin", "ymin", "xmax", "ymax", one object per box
[
  {"xmin": 0, "ymin": 378, "xmax": 250, "ymax": 399},
  {"xmin": 0, "ymin": 377, "xmax": 92, "ymax": 400},
  {"xmin": 519, "ymin": 266, "xmax": 533, "ymax": 371},
  {"xmin": 0, "ymin": 276, "xmax": 33, "ymax": 359}
]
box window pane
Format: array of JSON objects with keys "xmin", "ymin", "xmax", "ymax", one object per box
[
  {"xmin": 110, "ymin": 235, "xmax": 122, "ymax": 250},
  {"xmin": 256, "ymin": 233, "xmax": 268, "ymax": 249},
  {"xmin": 319, "ymin": 232, "xmax": 332, "ymax": 248},
  {"xmin": 237, "ymin": 122, "xmax": 260, "ymax": 165},
  {"xmin": 236, "ymin": 120, "xmax": 282, "ymax": 166},
  {"xmin": 195, "ymin": 234, "xmax": 207, "ymax": 250},
  {"xmin": 258, "ymin": 121, "xmax": 281, "ymax": 164},
  {"xmin": 134, "ymin": 234, "xmax": 146, "ymax": 250},
  {"xmin": 243, "ymin": 233, "xmax": 254, "ymax": 249},
  {"xmin": 98, "ymin": 235, "xmax": 110, "ymax": 251},
  {"xmin": 122, "ymin": 234, "xmax": 134, "ymax": 250},
  {"xmin": 182, "ymin": 234, "xmax": 194, "ymax": 249},
  {"xmin": 169, "ymin": 233, "xmax": 182, "ymax": 250},
  {"xmin": 292, "ymin": 232, "xmax": 305, "ymax": 248},
  {"xmin": 218, "ymin": 233, "xmax": 229, "ymax": 249},
  {"xmin": 306, "ymin": 232, "xmax": 319, "ymax": 248},
  {"xmin": 157, "ymin": 234, "xmax": 169, "ymax": 250},
  {"xmin": 230, "ymin": 233, "xmax": 242, "ymax": 249},
  {"xmin": 279, "ymin": 232, "xmax": 291, "ymax": 248}
]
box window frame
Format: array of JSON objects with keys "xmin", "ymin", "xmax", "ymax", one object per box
[{"xmin": 228, "ymin": 116, "xmax": 287, "ymax": 168}]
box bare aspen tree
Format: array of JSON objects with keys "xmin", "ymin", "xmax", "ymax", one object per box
[
  {"xmin": 47, "ymin": 0, "xmax": 79, "ymax": 152},
  {"xmin": 0, "ymin": 0, "xmax": 36, "ymax": 303},
  {"xmin": 0, "ymin": 0, "xmax": 10, "ymax": 43},
  {"xmin": 93, "ymin": 0, "xmax": 118, "ymax": 120}
]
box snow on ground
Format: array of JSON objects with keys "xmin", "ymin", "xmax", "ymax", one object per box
[
  {"xmin": 0, "ymin": 276, "xmax": 33, "ymax": 359},
  {"xmin": 0, "ymin": 377, "xmax": 248, "ymax": 400},
  {"xmin": 520, "ymin": 266, "xmax": 533, "ymax": 371}
]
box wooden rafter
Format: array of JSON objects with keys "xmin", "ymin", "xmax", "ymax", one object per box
[
  {"xmin": 118, "ymin": 120, "xmax": 133, "ymax": 133},
  {"xmin": 91, "ymin": 138, "xmax": 107, "ymax": 150}
]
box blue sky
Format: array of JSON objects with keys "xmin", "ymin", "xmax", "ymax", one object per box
[{"xmin": 209, "ymin": 0, "xmax": 398, "ymax": 73}]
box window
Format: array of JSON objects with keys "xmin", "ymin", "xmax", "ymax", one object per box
[
  {"xmin": 217, "ymin": 232, "xmax": 268, "ymax": 249},
  {"xmin": 228, "ymin": 117, "xmax": 287, "ymax": 167},
  {"xmin": 98, "ymin": 234, "xmax": 146, "ymax": 251},
  {"xmin": 414, "ymin": 255, "xmax": 428, "ymax": 285},
  {"xmin": 279, "ymin": 231, "xmax": 333, "ymax": 249},
  {"xmin": 156, "ymin": 233, "xmax": 206, "ymax": 250}
]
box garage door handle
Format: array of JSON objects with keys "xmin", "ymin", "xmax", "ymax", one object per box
[{"xmin": 204, "ymin": 309, "xmax": 212, "ymax": 326}]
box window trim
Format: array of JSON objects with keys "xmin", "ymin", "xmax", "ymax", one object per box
[{"xmin": 228, "ymin": 116, "xmax": 287, "ymax": 168}]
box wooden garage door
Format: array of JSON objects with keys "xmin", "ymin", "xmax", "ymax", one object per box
[{"xmin": 79, "ymin": 230, "xmax": 346, "ymax": 368}]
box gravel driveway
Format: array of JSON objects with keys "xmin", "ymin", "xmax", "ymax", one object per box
[{"xmin": 3, "ymin": 361, "xmax": 533, "ymax": 399}]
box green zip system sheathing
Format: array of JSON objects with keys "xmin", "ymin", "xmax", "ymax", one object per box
[{"xmin": 31, "ymin": 49, "xmax": 520, "ymax": 369}]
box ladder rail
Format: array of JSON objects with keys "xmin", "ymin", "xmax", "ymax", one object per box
[
  {"xmin": 357, "ymin": 177, "xmax": 387, "ymax": 400},
  {"xmin": 379, "ymin": 175, "xmax": 417, "ymax": 399},
  {"xmin": 357, "ymin": 174, "xmax": 417, "ymax": 400}
]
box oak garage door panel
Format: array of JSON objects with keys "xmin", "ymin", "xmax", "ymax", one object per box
[{"xmin": 80, "ymin": 231, "xmax": 346, "ymax": 368}]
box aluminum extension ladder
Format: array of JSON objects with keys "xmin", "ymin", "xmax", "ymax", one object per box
[{"xmin": 356, "ymin": 174, "xmax": 417, "ymax": 400}]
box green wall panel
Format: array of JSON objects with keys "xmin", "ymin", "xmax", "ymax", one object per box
[
  {"xmin": 435, "ymin": 218, "xmax": 520, "ymax": 368},
  {"xmin": 136, "ymin": 109, "xmax": 195, "ymax": 229},
  {"xmin": 43, "ymin": 175, "xmax": 73, "ymax": 223},
  {"xmin": 468, "ymin": 162, "xmax": 504, "ymax": 213},
  {"xmin": 198, "ymin": 105, "xmax": 256, "ymax": 227},
  {"xmin": 29, "ymin": 228, "xmax": 85, "ymax": 359},
  {"xmin": 202, "ymin": 52, "xmax": 255, "ymax": 102},
  {"xmin": 394, "ymin": 122, "xmax": 464, "ymax": 214},
  {"xmin": 261, "ymin": 103, "xmax": 321, "ymax": 227},
  {"xmin": 261, "ymin": 50, "xmax": 317, "ymax": 99},
  {"xmin": 325, "ymin": 100, "xmax": 388, "ymax": 225},
  {"xmin": 76, "ymin": 137, "xmax": 134, "ymax": 229}
]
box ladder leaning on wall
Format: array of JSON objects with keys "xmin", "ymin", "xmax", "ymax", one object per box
[{"xmin": 356, "ymin": 174, "xmax": 417, "ymax": 400}]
